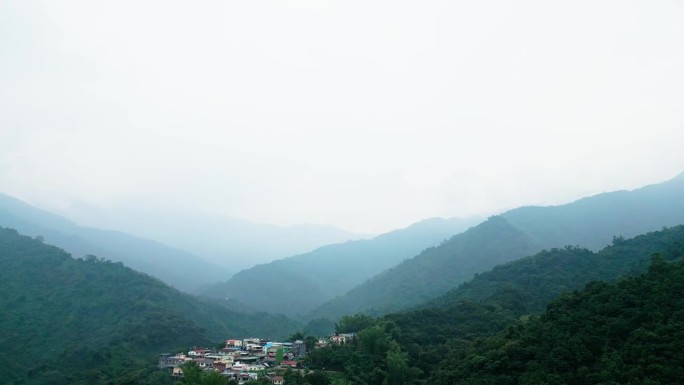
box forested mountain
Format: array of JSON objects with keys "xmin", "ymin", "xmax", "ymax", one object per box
[
  {"xmin": 0, "ymin": 193, "xmax": 231, "ymax": 292},
  {"xmin": 304, "ymin": 226, "xmax": 684, "ymax": 384},
  {"xmin": 307, "ymin": 172, "xmax": 684, "ymax": 320},
  {"xmin": 429, "ymin": 224, "xmax": 684, "ymax": 311},
  {"xmin": 501, "ymin": 171, "xmax": 684, "ymax": 250},
  {"xmin": 200, "ymin": 217, "xmax": 478, "ymax": 318},
  {"xmin": 307, "ymin": 216, "xmax": 540, "ymax": 321},
  {"xmin": 431, "ymin": 256, "xmax": 684, "ymax": 385},
  {"xmin": 0, "ymin": 227, "xmax": 300, "ymax": 385},
  {"xmin": 381, "ymin": 225, "xmax": 684, "ymax": 376}
]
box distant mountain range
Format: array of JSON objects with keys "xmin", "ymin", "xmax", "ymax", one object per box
[
  {"xmin": 4, "ymin": 172, "xmax": 684, "ymax": 384},
  {"xmin": 307, "ymin": 216, "xmax": 540, "ymax": 320},
  {"xmin": 501, "ymin": 171, "xmax": 684, "ymax": 250},
  {"xmin": 59, "ymin": 202, "xmax": 370, "ymax": 271},
  {"xmin": 199, "ymin": 217, "xmax": 480, "ymax": 317},
  {"xmin": 0, "ymin": 193, "xmax": 230, "ymax": 292},
  {"xmin": 306, "ymin": 172, "xmax": 684, "ymax": 320}
]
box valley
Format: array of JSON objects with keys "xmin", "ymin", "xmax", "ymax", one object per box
[{"xmin": 4, "ymin": 174, "xmax": 684, "ymax": 384}]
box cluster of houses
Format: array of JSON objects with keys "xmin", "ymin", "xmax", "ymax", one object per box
[{"xmin": 159, "ymin": 334, "xmax": 356, "ymax": 383}]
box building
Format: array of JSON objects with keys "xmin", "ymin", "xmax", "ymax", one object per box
[{"xmin": 291, "ymin": 340, "xmax": 307, "ymax": 359}]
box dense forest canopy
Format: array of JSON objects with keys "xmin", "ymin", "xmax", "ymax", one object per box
[
  {"xmin": 304, "ymin": 226, "xmax": 684, "ymax": 384},
  {"xmin": 0, "ymin": 227, "xmax": 300, "ymax": 385}
]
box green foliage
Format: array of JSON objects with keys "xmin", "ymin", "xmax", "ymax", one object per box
[
  {"xmin": 201, "ymin": 218, "xmax": 476, "ymax": 317},
  {"xmin": 310, "ymin": 174, "xmax": 684, "ymax": 321},
  {"xmin": 304, "ymin": 322, "xmax": 421, "ymax": 385},
  {"xmin": 244, "ymin": 379, "xmax": 271, "ymax": 385},
  {"xmin": 335, "ymin": 314, "xmax": 375, "ymax": 334},
  {"xmin": 177, "ymin": 365, "xmax": 234, "ymax": 385},
  {"xmin": 377, "ymin": 225, "xmax": 684, "ymax": 377},
  {"xmin": 178, "ymin": 362, "xmax": 203, "ymax": 385},
  {"xmin": 0, "ymin": 227, "xmax": 300, "ymax": 385},
  {"xmin": 429, "ymin": 225, "xmax": 684, "ymax": 313},
  {"xmin": 0, "ymin": 192, "xmax": 232, "ymax": 292},
  {"xmin": 305, "ymin": 318, "xmax": 335, "ymax": 337},
  {"xmin": 305, "ymin": 336, "xmax": 318, "ymax": 351},
  {"xmin": 309, "ymin": 225, "xmax": 684, "ymax": 383},
  {"xmin": 430, "ymin": 257, "xmax": 684, "ymax": 384},
  {"xmin": 282, "ymin": 368, "xmax": 330, "ymax": 385},
  {"xmin": 289, "ymin": 332, "xmax": 306, "ymax": 341},
  {"xmin": 304, "ymin": 370, "xmax": 331, "ymax": 385},
  {"xmin": 309, "ymin": 216, "xmax": 541, "ymax": 320}
]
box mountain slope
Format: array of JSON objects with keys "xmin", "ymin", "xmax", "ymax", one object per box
[
  {"xmin": 307, "ymin": 172, "xmax": 684, "ymax": 320},
  {"xmin": 307, "ymin": 216, "xmax": 540, "ymax": 320},
  {"xmin": 429, "ymin": 225, "xmax": 684, "ymax": 312},
  {"xmin": 62, "ymin": 202, "xmax": 369, "ymax": 270},
  {"xmin": 200, "ymin": 217, "xmax": 478, "ymax": 317},
  {"xmin": 384, "ymin": 225, "xmax": 684, "ymax": 377},
  {"xmin": 303, "ymin": 226, "xmax": 684, "ymax": 382},
  {"xmin": 501, "ymin": 171, "xmax": 684, "ymax": 250},
  {"xmin": 0, "ymin": 227, "xmax": 300, "ymax": 385},
  {"xmin": 0, "ymin": 193, "xmax": 231, "ymax": 291},
  {"xmin": 431, "ymin": 256, "xmax": 684, "ymax": 385}
]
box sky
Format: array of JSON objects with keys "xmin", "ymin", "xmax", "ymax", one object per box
[{"xmin": 1, "ymin": 0, "xmax": 684, "ymax": 234}]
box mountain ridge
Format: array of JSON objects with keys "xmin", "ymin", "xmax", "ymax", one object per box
[
  {"xmin": 0, "ymin": 226, "xmax": 301, "ymax": 385},
  {"xmin": 200, "ymin": 216, "xmax": 480, "ymax": 317},
  {"xmin": 307, "ymin": 171, "xmax": 684, "ymax": 320},
  {"xmin": 0, "ymin": 193, "xmax": 231, "ymax": 292}
]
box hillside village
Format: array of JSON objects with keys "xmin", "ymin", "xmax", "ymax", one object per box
[{"xmin": 159, "ymin": 334, "xmax": 356, "ymax": 383}]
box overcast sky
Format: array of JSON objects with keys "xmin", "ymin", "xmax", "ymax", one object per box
[{"xmin": 1, "ymin": 0, "xmax": 683, "ymax": 234}]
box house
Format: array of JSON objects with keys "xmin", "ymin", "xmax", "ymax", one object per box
[
  {"xmin": 220, "ymin": 347, "xmax": 240, "ymax": 356},
  {"xmin": 280, "ymin": 360, "xmax": 298, "ymax": 368},
  {"xmin": 195, "ymin": 358, "xmax": 213, "ymax": 369},
  {"xmin": 189, "ymin": 348, "xmax": 210, "ymax": 357},
  {"xmin": 291, "ymin": 340, "xmax": 306, "ymax": 359},
  {"xmin": 331, "ymin": 333, "xmax": 356, "ymax": 344},
  {"xmin": 214, "ymin": 362, "xmax": 228, "ymax": 372},
  {"xmin": 226, "ymin": 339, "xmax": 243, "ymax": 348},
  {"xmin": 243, "ymin": 337, "xmax": 262, "ymax": 345},
  {"xmin": 158, "ymin": 353, "xmax": 183, "ymax": 368},
  {"xmin": 239, "ymin": 372, "xmax": 258, "ymax": 381},
  {"xmin": 330, "ymin": 335, "xmax": 347, "ymax": 344},
  {"xmin": 272, "ymin": 376, "xmax": 284, "ymax": 385},
  {"xmin": 172, "ymin": 367, "xmax": 184, "ymax": 379}
]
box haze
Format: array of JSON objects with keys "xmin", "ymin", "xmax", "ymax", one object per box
[{"xmin": 2, "ymin": 0, "xmax": 683, "ymax": 235}]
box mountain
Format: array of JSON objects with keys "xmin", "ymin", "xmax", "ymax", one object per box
[
  {"xmin": 302, "ymin": 224, "xmax": 684, "ymax": 384},
  {"xmin": 60, "ymin": 202, "xmax": 369, "ymax": 271},
  {"xmin": 429, "ymin": 224, "xmax": 684, "ymax": 312},
  {"xmin": 200, "ymin": 217, "xmax": 479, "ymax": 318},
  {"xmin": 0, "ymin": 193, "xmax": 231, "ymax": 292},
  {"xmin": 307, "ymin": 172, "xmax": 684, "ymax": 320},
  {"xmin": 501, "ymin": 171, "xmax": 684, "ymax": 250},
  {"xmin": 307, "ymin": 216, "xmax": 541, "ymax": 320},
  {"xmin": 382, "ymin": 225, "xmax": 684, "ymax": 377},
  {"xmin": 431, "ymin": 256, "xmax": 684, "ymax": 385},
  {"xmin": 0, "ymin": 227, "xmax": 300, "ymax": 385}
]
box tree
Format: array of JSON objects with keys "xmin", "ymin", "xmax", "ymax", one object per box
[
  {"xmin": 179, "ymin": 362, "xmax": 202, "ymax": 385},
  {"xmin": 305, "ymin": 370, "xmax": 330, "ymax": 385},
  {"xmin": 385, "ymin": 348, "xmax": 411, "ymax": 385},
  {"xmin": 305, "ymin": 335, "xmax": 318, "ymax": 351},
  {"xmin": 201, "ymin": 371, "xmax": 230, "ymax": 385}
]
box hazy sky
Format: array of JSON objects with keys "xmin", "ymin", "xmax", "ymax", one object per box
[{"xmin": 1, "ymin": 0, "xmax": 683, "ymax": 234}]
